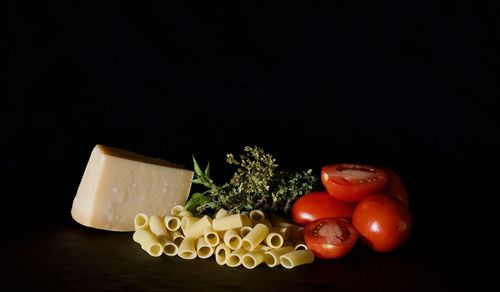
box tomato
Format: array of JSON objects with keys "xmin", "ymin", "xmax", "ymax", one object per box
[
  {"xmin": 352, "ymin": 194, "xmax": 412, "ymax": 252},
  {"xmin": 304, "ymin": 218, "xmax": 358, "ymax": 259},
  {"xmin": 321, "ymin": 164, "xmax": 388, "ymax": 203},
  {"xmin": 291, "ymin": 191, "xmax": 356, "ymax": 226},
  {"xmin": 381, "ymin": 167, "xmax": 409, "ymax": 206}
]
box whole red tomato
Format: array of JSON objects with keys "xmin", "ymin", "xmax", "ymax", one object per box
[
  {"xmin": 292, "ymin": 191, "xmax": 356, "ymax": 226},
  {"xmin": 381, "ymin": 167, "xmax": 409, "ymax": 206},
  {"xmin": 352, "ymin": 194, "xmax": 412, "ymax": 252},
  {"xmin": 321, "ymin": 164, "xmax": 388, "ymax": 203}
]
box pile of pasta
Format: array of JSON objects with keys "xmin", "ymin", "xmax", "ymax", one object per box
[{"xmin": 132, "ymin": 205, "xmax": 315, "ymax": 269}]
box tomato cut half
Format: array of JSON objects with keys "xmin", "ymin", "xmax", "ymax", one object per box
[
  {"xmin": 291, "ymin": 191, "xmax": 356, "ymax": 226},
  {"xmin": 304, "ymin": 218, "xmax": 358, "ymax": 259},
  {"xmin": 321, "ymin": 164, "xmax": 388, "ymax": 202}
]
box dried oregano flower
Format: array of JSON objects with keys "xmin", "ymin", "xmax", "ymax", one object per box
[{"xmin": 185, "ymin": 146, "xmax": 317, "ymax": 215}]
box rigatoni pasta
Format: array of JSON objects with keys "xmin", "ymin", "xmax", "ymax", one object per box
[
  {"xmin": 280, "ymin": 250, "xmax": 314, "ymax": 269},
  {"xmin": 215, "ymin": 243, "xmax": 231, "ymax": 265},
  {"xmin": 264, "ymin": 246, "xmax": 295, "ymax": 267},
  {"xmin": 178, "ymin": 238, "xmax": 196, "ymax": 260},
  {"xmin": 134, "ymin": 213, "xmax": 149, "ymax": 230},
  {"xmin": 196, "ymin": 237, "xmax": 214, "ymax": 259},
  {"xmin": 132, "ymin": 206, "xmax": 315, "ymax": 269},
  {"xmin": 164, "ymin": 216, "xmax": 181, "ymax": 231},
  {"xmin": 149, "ymin": 215, "xmax": 169, "ymax": 245},
  {"xmin": 212, "ymin": 214, "xmax": 245, "ymax": 231},
  {"xmin": 242, "ymin": 223, "xmax": 269, "ymax": 251},
  {"xmin": 132, "ymin": 230, "xmax": 163, "ymax": 257}
]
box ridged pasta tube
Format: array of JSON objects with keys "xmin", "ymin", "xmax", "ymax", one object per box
[
  {"xmin": 196, "ymin": 237, "xmax": 214, "ymax": 259},
  {"xmin": 264, "ymin": 246, "xmax": 295, "ymax": 267},
  {"xmin": 242, "ymin": 223, "xmax": 269, "ymax": 251},
  {"xmin": 212, "ymin": 214, "xmax": 245, "ymax": 231},
  {"xmin": 226, "ymin": 248, "xmax": 247, "ymax": 267},
  {"xmin": 249, "ymin": 210, "xmax": 265, "ymax": 222},
  {"xmin": 215, "ymin": 243, "xmax": 231, "ymax": 265},
  {"xmin": 184, "ymin": 215, "xmax": 212, "ymax": 239},
  {"xmin": 164, "ymin": 216, "xmax": 181, "ymax": 232},
  {"xmin": 203, "ymin": 226, "xmax": 220, "ymax": 247},
  {"xmin": 132, "ymin": 230, "xmax": 163, "ymax": 257},
  {"xmin": 149, "ymin": 216, "xmax": 169, "ymax": 245},
  {"xmin": 280, "ymin": 250, "xmax": 314, "ymax": 269},
  {"xmin": 134, "ymin": 213, "xmax": 149, "ymax": 230},
  {"xmin": 178, "ymin": 238, "xmax": 196, "ymax": 260},
  {"xmin": 242, "ymin": 249, "xmax": 265, "ymax": 269},
  {"xmin": 224, "ymin": 229, "xmax": 242, "ymax": 250},
  {"xmin": 170, "ymin": 205, "xmax": 185, "ymax": 216},
  {"xmin": 265, "ymin": 232, "xmax": 284, "ymax": 249}
]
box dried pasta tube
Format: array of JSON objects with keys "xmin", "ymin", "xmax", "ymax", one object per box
[
  {"xmin": 264, "ymin": 246, "xmax": 295, "ymax": 267},
  {"xmin": 242, "ymin": 249, "xmax": 265, "ymax": 269},
  {"xmin": 181, "ymin": 216, "xmax": 200, "ymax": 235},
  {"xmin": 203, "ymin": 226, "xmax": 220, "ymax": 247},
  {"xmin": 215, "ymin": 243, "xmax": 231, "ymax": 265},
  {"xmin": 179, "ymin": 210, "xmax": 193, "ymax": 218},
  {"xmin": 271, "ymin": 227, "xmax": 290, "ymax": 240},
  {"xmin": 196, "ymin": 237, "xmax": 214, "ymax": 259},
  {"xmin": 134, "ymin": 213, "xmax": 149, "ymax": 230},
  {"xmin": 294, "ymin": 237, "xmax": 308, "ymax": 250},
  {"xmin": 280, "ymin": 250, "xmax": 314, "ymax": 269},
  {"xmin": 132, "ymin": 230, "xmax": 163, "ymax": 257},
  {"xmin": 215, "ymin": 208, "xmax": 228, "ymax": 219},
  {"xmin": 163, "ymin": 237, "xmax": 179, "ymax": 256},
  {"xmin": 226, "ymin": 248, "xmax": 246, "ymax": 267},
  {"xmin": 170, "ymin": 205, "xmax": 185, "ymax": 216},
  {"xmin": 184, "ymin": 215, "xmax": 212, "ymax": 239},
  {"xmin": 212, "ymin": 214, "xmax": 245, "ymax": 231},
  {"xmin": 259, "ymin": 219, "xmax": 273, "ymax": 229},
  {"xmin": 249, "ymin": 210, "xmax": 265, "ymax": 222},
  {"xmin": 265, "ymin": 232, "xmax": 284, "ymax": 249},
  {"xmin": 164, "ymin": 216, "xmax": 181, "ymax": 232},
  {"xmin": 254, "ymin": 244, "xmax": 271, "ymax": 252},
  {"xmin": 224, "ymin": 229, "xmax": 242, "ymax": 250},
  {"xmin": 239, "ymin": 226, "xmax": 252, "ymax": 238},
  {"xmin": 149, "ymin": 216, "xmax": 169, "ymax": 245},
  {"xmin": 241, "ymin": 214, "xmax": 253, "ymax": 227},
  {"xmin": 178, "ymin": 238, "xmax": 196, "ymax": 260},
  {"xmin": 172, "ymin": 231, "xmax": 186, "ymax": 247},
  {"xmin": 242, "ymin": 223, "xmax": 269, "ymax": 251}
]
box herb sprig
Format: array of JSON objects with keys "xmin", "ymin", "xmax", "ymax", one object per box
[{"xmin": 185, "ymin": 146, "xmax": 317, "ymax": 215}]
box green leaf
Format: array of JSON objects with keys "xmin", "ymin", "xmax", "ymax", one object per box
[
  {"xmin": 185, "ymin": 192, "xmax": 210, "ymax": 214},
  {"xmin": 204, "ymin": 162, "xmax": 210, "ymax": 177},
  {"xmin": 192, "ymin": 155, "xmax": 204, "ymax": 177}
]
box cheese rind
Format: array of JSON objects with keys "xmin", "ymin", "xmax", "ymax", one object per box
[{"xmin": 71, "ymin": 145, "xmax": 193, "ymax": 231}]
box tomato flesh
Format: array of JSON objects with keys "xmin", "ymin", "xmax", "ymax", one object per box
[
  {"xmin": 352, "ymin": 194, "xmax": 412, "ymax": 252},
  {"xmin": 322, "ymin": 164, "xmax": 388, "ymax": 203},
  {"xmin": 291, "ymin": 191, "xmax": 356, "ymax": 226},
  {"xmin": 304, "ymin": 218, "xmax": 358, "ymax": 259}
]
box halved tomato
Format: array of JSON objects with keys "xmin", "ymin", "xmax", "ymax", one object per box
[
  {"xmin": 291, "ymin": 191, "xmax": 356, "ymax": 226},
  {"xmin": 321, "ymin": 164, "xmax": 388, "ymax": 202},
  {"xmin": 304, "ymin": 217, "xmax": 358, "ymax": 259},
  {"xmin": 381, "ymin": 167, "xmax": 409, "ymax": 206}
]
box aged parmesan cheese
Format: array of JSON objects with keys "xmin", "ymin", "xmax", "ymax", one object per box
[{"xmin": 71, "ymin": 145, "xmax": 194, "ymax": 231}]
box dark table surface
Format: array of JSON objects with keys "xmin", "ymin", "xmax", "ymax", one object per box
[{"xmin": 4, "ymin": 172, "xmax": 486, "ymax": 291}]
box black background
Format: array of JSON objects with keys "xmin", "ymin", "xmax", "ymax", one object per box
[{"xmin": 3, "ymin": 2, "xmax": 498, "ymax": 291}]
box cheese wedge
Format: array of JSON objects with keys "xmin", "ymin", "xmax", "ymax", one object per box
[{"xmin": 71, "ymin": 145, "xmax": 193, "ymax": 231}]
